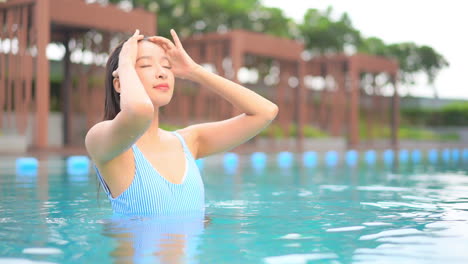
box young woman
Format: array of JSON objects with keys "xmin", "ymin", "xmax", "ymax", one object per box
[{"xmin": 85, "ymin": 29, "xmax": 278, "ymax": 216}]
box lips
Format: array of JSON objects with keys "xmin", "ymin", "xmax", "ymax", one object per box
[{"xmin": 153, "ymin": 83, "xmax": 170, "ymax": 92}]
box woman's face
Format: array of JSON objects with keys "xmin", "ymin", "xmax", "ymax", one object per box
[{"xmin": 134, "ymin": 40, "xmax": 175, "ymax": 107}]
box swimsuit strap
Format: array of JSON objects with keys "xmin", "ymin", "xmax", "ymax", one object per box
[
  {"xmin": 94, "ymin": 165, "xmax": 111, "ymax": 197},
  {"xmin": 172, "ymin": 131, "xmax": 193, "ymax": 158}
]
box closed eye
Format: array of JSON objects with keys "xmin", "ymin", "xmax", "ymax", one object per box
[
  {"xmin": 140, "ymin": 65, "xmax": 152, "ymax": 68},
  {"xmin": 163, "ymin": 65, "xmax": 172, "ymax": 69}
]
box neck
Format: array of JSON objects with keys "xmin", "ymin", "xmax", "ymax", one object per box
[{"xmin": 138, "ymin": 107, "xmax": 161, "ymax": 145}]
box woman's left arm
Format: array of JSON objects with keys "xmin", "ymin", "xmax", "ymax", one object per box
[
  {"xmin": 150, "ymin": 30, "xmax": 278, "ymax": 159},
  {"xmin": 187, "ymin": 62, "xmax": 278, "ymax": 158}
]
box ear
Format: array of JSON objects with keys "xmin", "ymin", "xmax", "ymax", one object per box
[{"xmin": 113, "ymin": 78, "xmax": 121, "ymax": 94}]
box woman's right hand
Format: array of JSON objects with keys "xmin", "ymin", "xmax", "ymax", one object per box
[{"xmin": 113, "ymin": 29, "xmax": 144, "ymax": 78}]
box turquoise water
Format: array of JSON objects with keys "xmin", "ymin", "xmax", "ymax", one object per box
[{"xmin": 1, "ymin": 157, "xmax": 468, "ymax": 264}]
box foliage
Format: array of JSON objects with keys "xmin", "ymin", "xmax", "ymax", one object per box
[
  {"xmin": 259, "ymin": 123, "xmax": 329, "ymax": 139},
  {"xmin": 398, "ymin": 126, "xmax": 458, "ymax": 141},
  {"xmin": 109, "ymin": 0, "xmax": 295, "ymax": 39},
  {"xmin": 298, "ymin": 6, "xmax": 448, "ymax": 89},
  {"xmin": 302, "ymin": 125, "xmax": 329, "ymax": 138},
  {"xmin": 300, "ymin": 7, "xmax": 361, "ymax": 54},
  {"xmin": 402, "ymin": 102, "xmax": 468, "ymax": 127},
  {"xmin": 438, "ymin": 102, "xmax": 468, "ymax": 126},
  {"xmin": 358, "ymin": 35, "xmax": 448, "ymax": 89},
  {"xmin": 159, "ymin": 123, "xmax": 183, "ymax": 131},
  {"xmin": 108, "ymin": 1, "xmax": 448, "ymax": 97},
  {"xmin": 359, "ymin": 123, "xmax": 459, "ymax": 141}
]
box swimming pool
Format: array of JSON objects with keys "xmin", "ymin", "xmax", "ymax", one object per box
[{"xmin": 1, "ymin": 155, "xmax": 468, "ymax": 264}]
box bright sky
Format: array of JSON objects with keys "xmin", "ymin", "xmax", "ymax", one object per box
[{"xmin": 262, "ymin": 0, "xmax": 468, "ymax": 99}]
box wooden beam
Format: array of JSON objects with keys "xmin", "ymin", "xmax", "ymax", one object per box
[
  {"xmin": 0, "ymin": 0, "xmax": 35, "ymax": 9},
  {"xmin": 50, "ymin": 0, "xmax": 156, "ymax": 35}
]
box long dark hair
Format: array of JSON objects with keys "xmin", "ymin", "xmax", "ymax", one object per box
[
  {"xmin": 98, "ymin": 39, "xmax": 146, "ymax": 204},
  {"xmin": 103, "ymin": 37, "xmax": 155, "ymax": 120},
  {"xmin": 103, "ymin": 41, "xmax": 124, "ymax": 121},
  {"xmin": 103, "ymin": 38, "xmax": 154, "ymax": 120},
  {"xmin": 96, "ymin": 43, "xmax": 126, "ymax": 205}
]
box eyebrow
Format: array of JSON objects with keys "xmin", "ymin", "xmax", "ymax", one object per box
[
  {"xmin": 136, "ymin": 56, "xmax": 170, "ymax": 63},
  {"xmin": 136, "ymin": 56, "xmax": 153, "ymax": 62}
]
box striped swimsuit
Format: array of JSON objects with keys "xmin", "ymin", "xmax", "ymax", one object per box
[{"xmin": 95, "ymin": 131, "xmax": 205, "ymax": 216}]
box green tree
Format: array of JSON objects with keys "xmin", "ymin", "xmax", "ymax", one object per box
[
  {"xmin": 358, "ymin": 37, "xmax": 388, "ymax": 56},
  {"xmin": 386, "ymin": 42, "xmax": 422, "ymax": 84},
  {"xmin": 417, "ymin": 45, "xmax": 449, "ymax": 98},
  {"xmin": 299, "ymin": 7, "xmax": 361, "ymax": 54},
  {"xmin": 253, "ymin": 7, "xmax": 297, "ymax": 39},
  {"xmin": 358, "ymin": 38, "xmax": 449, "ymax": 94},
  {"xmin": 108, "ymin": 0, "xmax": 449, "ymax": 96},
  {"xmin": 114, "ymin": 0, "xmax": 294, "ymax": 39}
]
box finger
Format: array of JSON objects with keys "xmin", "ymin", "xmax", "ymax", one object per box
[
  {"xmin": 136, "ymin": 34, "xmax": 144, "ymax": 41},
  {"xmin": 170, "ymin": 29, "xmax": 182, "ymax": 47},
  {"xmin": 147, "ymin": 39, "xmax": 170, "ymax": 53},
  {"xmin": 131, "ymin": 33, "xmax": 144, "ymax": 41},
  {"xmin": 148, "ymin": 36, "xmax": 175, "ymax": 50},
  {"xmin": 126, "ymin": 29, "xmax": 143, "ymax": 43},
  {"xmin": 153, "ymin": 40, "xmax": 173, "ymax": 53},
  {"xmin": 147, "ymin": 36, "xmax": 168, "ymax": 47},
  {"xmin": 123, "ymin": 34, "xmax": 144, "ymax": 48}
]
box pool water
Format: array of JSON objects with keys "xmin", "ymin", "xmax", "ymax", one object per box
[{"xmin": 1, "ymin": 157, "xmax": 468, "ymax": 264}]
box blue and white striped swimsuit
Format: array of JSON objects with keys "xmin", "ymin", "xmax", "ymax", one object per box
[{"xmin": 95, "ymin": 131, "xmax": 205, "ymax": 216}]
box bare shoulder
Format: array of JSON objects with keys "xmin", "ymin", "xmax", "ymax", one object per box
[
  {"xmin": 174, "ymin": 126, "xmax": 200, "ymax": 159},
  {"xmin": 85, "ymin": 121, "xmax": 111, "ymax": 162}
]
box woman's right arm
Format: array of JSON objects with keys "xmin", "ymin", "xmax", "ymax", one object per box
[{"xmin": 85, "ymin": 30, "xmax": 154, "ymax": 164}]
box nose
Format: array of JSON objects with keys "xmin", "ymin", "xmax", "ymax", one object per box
[{"xmin": 156, "ymin": 66, "xmax": 168, "ymax": 80}]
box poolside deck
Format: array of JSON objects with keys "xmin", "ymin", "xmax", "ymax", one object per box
[{"xmin": 0, "ymin": 138, "xmax": 466, "ymax": 158}]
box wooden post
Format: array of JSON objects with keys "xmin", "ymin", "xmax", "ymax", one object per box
[
  {"xmin": 230, "ymin": 33, "xmax": 243, "ymax": 116},
  {"xmin": 5, "ymin": 8, "xmax": 14, "ymax": 129},
  {"xmin": 13, "ymin": 7, "xmax": 22, "ymax": 134},
  {"xmin": 213, "ymin": 41, "xmax": 225, "ymax": 120},
  {"xmin": 348, "ymin": 59, "xmax": 360, "ymax": 148},
  {"xmin": 329, "ymin": 61, "xmax": 345, "ymax": 137},
  {"xmin": 0, "ymin": 9, "xmax": 4, "ymax": 130},
  {"xmin": 318, "ymin": 62, "xmax": 329, "ymax": 131},
  {"xmin": 391, "ymin": 74, "xmax": 399, "ymax": 149},
  {"xmin": 276, "ymin": 60, "xmax": 289, "ymax": 137},
  {"xmin": 17, "ymin": 5, "xmax": 30, "ymax": 135},
  {"xmin": 296, "ymin": 60, "xmax": 306, "ymax": 151},
  {"xmin": 61, "ymin": 33, "xmax": 72, "ymax": 145},
  {"xmin": 35, "ymin": 0, "xmax": 51, "ymax": 148}
]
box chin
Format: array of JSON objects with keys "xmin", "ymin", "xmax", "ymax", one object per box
[{"xmin": 153, "ymin": 97, "xmax": 173, "ymax": 108}]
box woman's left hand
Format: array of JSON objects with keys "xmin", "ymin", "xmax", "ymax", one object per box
[{"xmin": 148, "ymin": 29, "xmax": 199, "ymax": 80}]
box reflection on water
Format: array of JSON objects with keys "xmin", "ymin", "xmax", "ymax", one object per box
[
  {"xmin": 0, "ymin": 158, "xmax": 467, "ymax": 263},
  {"xmin": 102, "ymin": 213, "xmax": 207, "ymax": 264}
]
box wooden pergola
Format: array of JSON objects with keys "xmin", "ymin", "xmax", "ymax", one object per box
[
  {"xmin": 174, "ymin": 30, "xmax": 399, "ymax": 148},
  {"xmin": 1, "ymin": 1, "xmax": 399, "ymax": 150},
  {"xmin": 176, "ymin": 29, "xmax": 307, "ymax": 144},
  {"xmin": 0, "ymin": 0, "xmax": 156, "ymax": 148},
  {"xmin": 305, "ymin": 53, "xmax": 399, "ymax": 147}
]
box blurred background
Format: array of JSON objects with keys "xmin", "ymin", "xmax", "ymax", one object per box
[
  {"xmin": 2, "ymin": 2, "xmax": 468, "ymax": 263},
  {"xmin": 0, "ymin": 0, "xmax": 467, "ymax": 154}
]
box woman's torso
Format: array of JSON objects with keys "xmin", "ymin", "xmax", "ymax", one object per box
[{"xmin": 94, "ymin": 130, "xmax": 205, "ymax": 216}]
